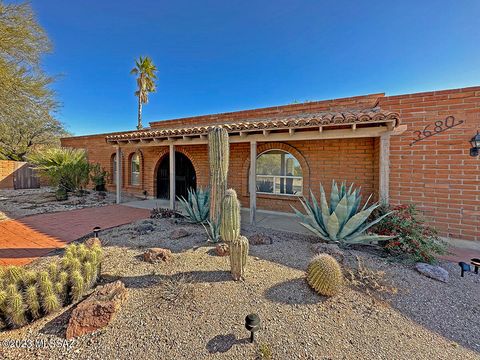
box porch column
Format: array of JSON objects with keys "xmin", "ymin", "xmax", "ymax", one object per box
[
  {"xmin": 169, "ymin": 143, "xmax": 176, "ymax": 210},
  {"xmin": 379, "ymin": 133, "xmax": 390, "ymax": 203},
  {"xmin": 115, "ymin": 146, "xmax": 122, "ymax": 204},
  {"xmin": 249, "ymin": 141, "xmax": 257, "ymax": 225}
]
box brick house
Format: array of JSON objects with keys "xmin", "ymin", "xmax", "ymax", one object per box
[{"xmin": 61, "ymin": 86, "xmax": 480, "ymax": 244}]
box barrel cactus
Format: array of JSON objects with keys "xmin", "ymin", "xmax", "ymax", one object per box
[
  {"xmin": 208, "ymin": 127, "xmax": 229, "ymax": 226},
  {"xmin": 220, "ymin": 189, "xmax": 241, "ymax": 243},
  {"xmin": 230, "ymin": 235, "xmax": 249, "ymax": 281},
  {"xmin": 306, "ymin": 254, "xmax": 343, "ymax": 296},
  {"xmin": 293, "ymin": 181, "xmax": 394, "ymax": 246}
]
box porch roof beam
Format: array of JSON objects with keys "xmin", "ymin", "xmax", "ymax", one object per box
[{"xmin": 107, "ymin": 124, "xmax": 396, "ymax": 147}]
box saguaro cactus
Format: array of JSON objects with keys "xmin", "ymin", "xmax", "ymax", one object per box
[
  {"xmin": 208, "ymin": 127, "xmax": 229, "ymax": 225},
  {"xmin": 220, "ymin": 189, "xmax": 241, "ymax": 243},
  {"xmin": 229, "ymin": 235, "xmax": 249, "ymax": 281}
]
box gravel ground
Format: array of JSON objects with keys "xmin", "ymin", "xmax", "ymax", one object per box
[
  {"xmin": 0, "ymin": 188, "xmax": 138, "ymax": 219},
  {"xmin": 0, "ymin": 217, "xmax": 478, "ymax": 360}
]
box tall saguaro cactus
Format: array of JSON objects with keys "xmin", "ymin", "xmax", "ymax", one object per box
[
  {"xmin": 208, "ymin": 127, "xmax": 229, "ymax": 225},
  {"xmin": 220, "ymin": 189, "xmax": 240, "ymax": 243}
]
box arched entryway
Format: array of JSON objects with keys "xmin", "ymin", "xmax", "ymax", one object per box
[{"xmin": 156, "ymin": 152, "xmax": 196, "ymax": 199}]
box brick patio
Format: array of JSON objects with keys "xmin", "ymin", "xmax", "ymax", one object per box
[{"xmin": 0, "ymin": 205, "xmax": 150, "ymax": 266}]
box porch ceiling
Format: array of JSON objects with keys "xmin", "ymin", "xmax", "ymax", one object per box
[{"xmin": 106, "ymin": 107, "xmax": 401, "ymax": 146}]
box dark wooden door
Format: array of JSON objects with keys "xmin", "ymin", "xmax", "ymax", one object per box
[
  {"xmin": 156, "ymin": 153, "xmax": 196, "ymax": 200},
  {"xmin": 13, "ymin": 162, "xmax": 40, "ymax": 189}
]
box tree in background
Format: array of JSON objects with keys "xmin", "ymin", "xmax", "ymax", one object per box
[
  {"xmin": 130, "ymin": 56, "xmax": 157, "ymax": 130},
  {"xmin": 0, "ymin": 1, "xmax": 68, "ymax": 161}
]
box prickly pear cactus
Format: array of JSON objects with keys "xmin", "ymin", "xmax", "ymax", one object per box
[
  {"xmin": 306, "ymin": 253, "xmax": 343, "ymax": 296},
  {"xmin": 220, "ymin": 189, "xmax": 240, "ymax": 243},
  {"xmin": 229, "ymin": 235, "xmax": 249, "ymax": 281},
  {"xmin": 208, "ymin": 127, "xmax": 229, "ymax": 225}
]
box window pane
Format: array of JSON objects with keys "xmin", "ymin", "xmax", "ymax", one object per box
[
  {"xmin": 131, "ymin": 171, "xmax": 139, "ymax": 185},
  {"xmin": 131, "ymin": 154, "xmax": 140, "ymax": 185},
  {"xmin": 255, "ymin": 150, "xmax": 303, "ymax": 196}
]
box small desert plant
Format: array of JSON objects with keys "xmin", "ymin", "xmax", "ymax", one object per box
[
  {"xmin": 345, "ymin": 256, "xmax": 397, "ymax": 295},
  {"xmin": 25, "ymin": 285, "xmax": 41, "ymax": 319},
  {"xmin": 159, "ymin": 274, "xmax": 194, "ymax": 304},
  {"xmin": 256, "ymin": 343, "xmax": 273, "ymax": 360},
  {"xmin": 90, "ymin": 163, "xmax": 108, "ymax": 191},
  {"xmin": 306, "ymin": 253, "xmax": 343, "ymax": 296},
  {"xmin": 371, "ymin": 203, "xmax": 447, "ymax": 264},
  {"xmin": 293, "ymin": 181, "xmax": 393, "ymax": 246},
  {"xmin": 5, "ymin": 284, "xmax": 26, "ymax": 327},
  {"xmin": 202, "ymin": 220, "xmax": 221, "ymax": 243},
  {"xmin": 177, "ymin": 187, "xmax": 210, "ymax": 223},
  {"xmin": 150, "ymin": 206, "xmax": 182, "ymax": 219}
]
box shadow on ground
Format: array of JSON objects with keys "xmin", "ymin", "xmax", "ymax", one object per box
[
  {"xmin": 264, "ymin": 277, "xmax": 327, "ymax": 305},
  {"xmin": 206, "ymin": 334, "xmax": 249, "ymax": 354}
]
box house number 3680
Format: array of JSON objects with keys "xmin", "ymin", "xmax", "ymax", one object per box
[{"xmin": 410, "ymin": 116, "xmax": 464, "ymax": 146}]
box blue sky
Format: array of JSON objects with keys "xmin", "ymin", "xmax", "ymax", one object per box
[{"xmin": 30, "ymin": 0, "xmax": 480, "ymax": 135}]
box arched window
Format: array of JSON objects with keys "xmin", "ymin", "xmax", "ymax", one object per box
[
  {"xmin": 131, "ymin": 153, "xmax": 140, "ymax": 185},
  {"xmin": 256, "ymin": 150, "xmax": 303, "ymax": 195},
  {"xmin": 112, "ymin": 154, "xmax": 117, "ymax": 184}
]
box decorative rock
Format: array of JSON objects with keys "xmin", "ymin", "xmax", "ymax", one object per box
[
  {"xmin": 66, "ymin": 280, "xmax": 128, "ymax": 339},
  {"xmin": 415, "ymin": 262, "xmax": 449, "ymax": 283},
  {"xmin": 85, "ymin": 237, "xmax": 102, "ymax": 248},
  {"xmin": 170, "ymin": 228, "xmax": 189, "ymax": 239},
  {"xmin": 136, "ymin": 223, "xmax": 155, "ymax": 235},
  {"xmin": 143, "ymin": 248, "xmax": 172, "ymax": 263},
  {"xmin": 214, "ymin": 243, "xmax": 229, "ymax": 257},
  {"xmin": 249, "ymin": 233, "xmax": 274, "ymax": 245}
]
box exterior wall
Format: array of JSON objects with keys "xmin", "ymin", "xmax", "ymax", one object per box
[
  {"xmin": 0, "ymin": 160, "xmax": 19, "ymax": 189},
  {"xmin": 60, "ymin": 86, "xmax": 480, "ymax": 243},
  {"xmin": 379, "ymin": 87, "xmax": 480, "ymax": 242}
]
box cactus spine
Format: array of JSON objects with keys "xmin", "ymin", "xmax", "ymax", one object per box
[
  {"xmin": 208, "ymin": 127, "xmax": 229, "ymax": 225},
  {"xmin": 229, "ymin": 235, "xmax": 249, "ymax": 281},
  {"xmin": 70, "ymin": 270, "xmax": 84, "ymax": 302},
  {"xmin": 5, "ymin": 284, "xmax": 26, "ymax": 326},
  {"xmin": 220, "ymin": 189, "xmax": 241, "ymax": 243},
  {"xmin": 25, "ymin": 285, "xmax": 41, "ymax": 319},
  {"xmin": 306, "ymin": 254, "xmax": 343, "ymax": 296},
  {"xmin": 5, "ymin": 266, "xmax": 24, "ymax": 285}
]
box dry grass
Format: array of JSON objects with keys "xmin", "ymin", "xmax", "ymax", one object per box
[
  {"xmin": 158, "ymin": 274, "xmax": 194, "ymax": 305},
  {"xmin": 345, "ymin": 256, "xmax": 398, "ymax": 296}
]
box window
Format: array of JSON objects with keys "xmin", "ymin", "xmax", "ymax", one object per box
[
  {"xmin": 131, "ymin": 153, "xmax": 140, "ymax": 185},
  {"xmin": 256, "ymin": 150, "xmax": 303, "ymax": 195},
  {"xmin": 112, "ymin": 154, "xmax": 117, "ymax": 184}
]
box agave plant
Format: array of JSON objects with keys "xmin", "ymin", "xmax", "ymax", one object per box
[
  {"xmin": 292, "ymin": 181, "xmax": 393, "ymax": 246},
  {"xmin": 202, "ymin": 220, "xmax": 221, "ymax": 243},
  {"xmin": 177, "ymin": 188, "xmax": 210, "ymax": 223}
]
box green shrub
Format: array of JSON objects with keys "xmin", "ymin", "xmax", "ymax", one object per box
[
  {"xmin": 90, "ymin": 163, "xmax": 108, "ymax": 191},
  {"xmin": 177, "ymin": 187, "xmax": 210, "ymax": 223},
  {"xmin": 29, "ymin": 147, "xmax": 90, "ymax": 193},
  {"xmin": 292, "ymin": 181, "xmax": 393, "ymax": 246},
  {"xmin": 371, "ymin": 203, "xmax": 447, "ymax": 264}
]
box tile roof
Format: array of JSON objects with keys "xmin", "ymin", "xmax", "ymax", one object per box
[{"xmin": 106, "ymin": 107, "xmax": 399, "ymax": 141}]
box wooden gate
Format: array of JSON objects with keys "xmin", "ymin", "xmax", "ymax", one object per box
[{"xmin": 13, "ymin": 162, "xmax": 40, "ymax": 189}]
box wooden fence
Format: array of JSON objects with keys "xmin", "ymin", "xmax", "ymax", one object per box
[{"xmin": 0, "ymin": 160, "xmax": 40, "ymax": 189}]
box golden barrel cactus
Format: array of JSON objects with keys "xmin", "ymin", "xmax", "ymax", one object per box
[{"xmin": 306, "ymin": 253, "xmax": 343, "ymax": 296}]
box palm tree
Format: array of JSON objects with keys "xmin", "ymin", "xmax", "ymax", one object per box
[{"xmin": 130, "ymin": 56, "xmax": 158, "ymax": 130}]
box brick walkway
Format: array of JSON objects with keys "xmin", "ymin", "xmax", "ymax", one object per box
[{"xmin": 0, "ymin": 205, "xmax": 150, "ymax": 266}]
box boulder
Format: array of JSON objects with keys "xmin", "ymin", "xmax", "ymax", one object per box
[
  {"xmin": 143, "ymin": 248, "xmax": 172, "ymax": 263},
  {"xmin": 66, "ymin": 281, "xmax": 128, "ymax": 339},
  {"xmin": 214, "ymin": 243, "xmax": 229, "ymax": 257},
  {"xmin": 249, "ymin": 233, "xmax": 274, "ymax": 245},
  {"xmin": 136, "ymin": 223, "xmax": 155, "ymax": 235},
  {"xmin": 170, "ymin": 228, "xmax": 189, "ymax": 239},
  {"xmin": 415, "ymin": 263, "xmax": 449, "ymax": 283}
]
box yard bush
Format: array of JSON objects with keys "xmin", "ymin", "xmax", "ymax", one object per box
[
  {"xmin": 0, "ymin": 242, "xmax": 102, "ymax": 329},
  {"xmin": 371, "ymin": 203, "xmax": 447, "ymax": 264},
  {"xmin": 29, "ymin": 147, "xmax": 90, "ymax": 194},
  {"xmin": 90, "ymin": 163, "xmax": 108, "ymax": 191}
]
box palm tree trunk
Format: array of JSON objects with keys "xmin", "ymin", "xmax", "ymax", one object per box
[{"xmin": 137, "ymin": 97, "xmax": 143, "ymax": 130}]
